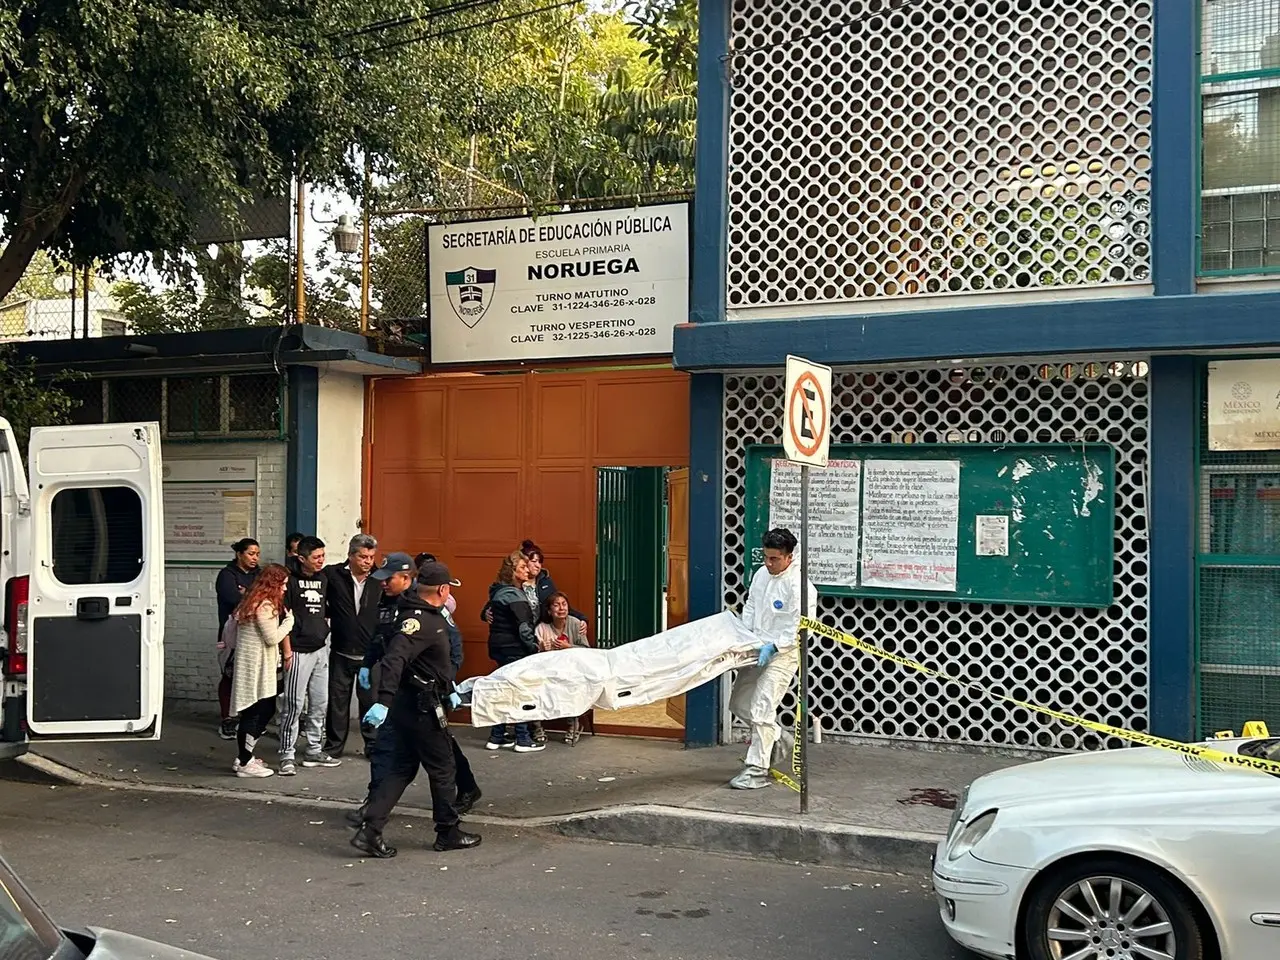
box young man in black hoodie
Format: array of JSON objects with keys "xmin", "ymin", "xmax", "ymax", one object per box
[{"xmin": 278, "ymin": 536, "xmax": 340, "ymax": 776}]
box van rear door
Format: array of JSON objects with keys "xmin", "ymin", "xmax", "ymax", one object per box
[{"xmin": 25, "ymin": 423, "xmax": 165, "ymax": 741}]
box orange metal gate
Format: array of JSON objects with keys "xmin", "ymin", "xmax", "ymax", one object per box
[{"xmin": 362, "ymin": 368, "xmax": 690, "ymax": 697}]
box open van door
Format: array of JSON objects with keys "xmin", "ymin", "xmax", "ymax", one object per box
[{"xmin": 25, "ymin": 423, "xmax": 164, "ymax": 742}]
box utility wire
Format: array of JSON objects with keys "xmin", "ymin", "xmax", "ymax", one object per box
[
  {"xmin": 328, "ymin": 0, "xmax": 507, "ymax": 42},
  {"xmin": 346, "ymin": 0, "xmax": 580, "ymax": 59},
  {"xmin": 723, "ymin": 0, "xmax": 927, "ymax": 63}
]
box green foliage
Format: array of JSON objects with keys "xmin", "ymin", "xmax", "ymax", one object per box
[{"xmin": 0, "ymin": 346, "xmax": 79, "ymax": 450}]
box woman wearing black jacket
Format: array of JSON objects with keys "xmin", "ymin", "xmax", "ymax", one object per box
[
  {"xmin": 485, "ymin": 551, "xmax": 543, "ymax": 753},
  {"xmin": 215, "ymin": 538, "xmax": 261, "ymax": 739}
]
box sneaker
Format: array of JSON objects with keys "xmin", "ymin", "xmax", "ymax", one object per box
[
  {"xmin": 234, "ymin": 758, "xmax": 275, "ymax": 779},
  {"xmin": 219, "ymin": 719, "xmax": 238, "ymax": 740},
  {"xmin": 514, "ymin": 741, "xmax": 545, "ymax": 753},
  {"xmin": 302, "ymin": 752, "xmax": 342, "ymax": 768},
  {"xmin": 485, "ymin": 739, "xmax": 505, "ymax": 751},
  {"xmin": 278, "ymin": 759, "xmax": 297, "ymax": 776}
]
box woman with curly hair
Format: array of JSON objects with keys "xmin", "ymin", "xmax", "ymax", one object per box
[{"xmin": 230, "ymin": 563, "xmax": 295, "ymax": 777}]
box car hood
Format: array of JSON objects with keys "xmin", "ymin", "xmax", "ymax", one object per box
[
  {"xmin": 85, "ymin": 928, "xmax": 222, "ymax": 960},
  {"xmin": 965, "ymin": 740, "xmax": 1277, "ymax": 813}
]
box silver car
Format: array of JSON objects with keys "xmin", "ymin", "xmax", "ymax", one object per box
[{"xmin": 0, "ymin": 852, "xmax": 218, "ymax": 960}]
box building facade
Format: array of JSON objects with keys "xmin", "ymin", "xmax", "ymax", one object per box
[{"xmin": 676, "ymin": 0, "xmax": 1280, "ymax": 749}]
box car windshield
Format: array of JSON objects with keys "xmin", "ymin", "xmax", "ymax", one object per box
[
  {"xmin": 0, "ymin": 854, "xmax": 64, "ymax": 960},
  {"xmin": 1238, "ymin": 738, "xmax": 1280, "ymax": 763}
]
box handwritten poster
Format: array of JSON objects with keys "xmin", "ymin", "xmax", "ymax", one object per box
[
  {"xmin": 860, "ymin": 459, "xmax": 961, "ymax": 591},
  {"xmin": 766, "ymin": 459, "xmax": 862, "ymax": 587}
]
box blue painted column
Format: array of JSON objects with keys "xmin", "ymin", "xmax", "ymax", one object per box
[
  {"xmin": 1148, "ymin": 355, "xmax": 1197, "ymax": 740},
  {"xmin": 286, "ymin": 365, "xmax": 319, "ymax": 539},
  {"xmin": 682, "ymin": 0, "xmax": 732, "ymax": 747},
  {"xmin": 1151, "ymin": 0, "xmax": 1198, "ymax": 296}
]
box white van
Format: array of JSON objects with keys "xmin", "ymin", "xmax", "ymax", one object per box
[{"xmin": 0, "ymin": 416, "xmax": 165, "ymax": 758}]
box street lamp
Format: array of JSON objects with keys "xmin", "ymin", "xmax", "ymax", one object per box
[{"xmin": 333, "ymin": 214, "xmax": 360, "ymax": 255}]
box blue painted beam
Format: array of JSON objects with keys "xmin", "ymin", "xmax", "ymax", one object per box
[
  {"xmin": 1148, "ymin": 356, "xmax": 1197, "ymax": 741},
  {"xmin": 1151, "ymin": 0, "xmax": 1199, "ymax": 296},
  {"xmin": 683, "ymin": 372, "xmax": 725, "ymax": 748},
  {"xmin": 286, "ymin": 365, "xmax": 319, "ymax": 540},
  {"xmin": 690, "ymin": 0, "xmax": 731, "ymax": 325},
  {"xmin": 674, "ymin": 290, "xmax": 1280, "ymax": 370}
]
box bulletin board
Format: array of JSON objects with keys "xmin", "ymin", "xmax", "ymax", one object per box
[{"xmin": 743, "ymin": 443, "xmax": 1116, "ymax": 608}]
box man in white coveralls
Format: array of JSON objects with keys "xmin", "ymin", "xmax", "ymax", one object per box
[{"xmin": 728, "ymin": 527, "xmax": 818, "ymax": 790}]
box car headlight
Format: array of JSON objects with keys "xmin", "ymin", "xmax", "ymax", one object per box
[
  {"xmin": 947, "ymin": 786, "xmax": 970, "ymax": 840},
  {"xmin": 947, "ymin": 809, "xmax": 998, "ymax": 861}
]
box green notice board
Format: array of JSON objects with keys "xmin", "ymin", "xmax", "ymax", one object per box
[{"xmin": 744, "ymin": 443, "xmax": 1116, "ymax": 608}]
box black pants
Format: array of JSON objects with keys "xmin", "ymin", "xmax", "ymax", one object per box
[
  {"xmin": 236, "ymin": 696, "xmax": 276, "ymax": 766},
  {"xmin": 324, "ymin": 652, "xmax": 374, "ymax": 757},
  {"xmin": 365, "ymin": 727, "xmax": 476, "ymax": 800},
  {"xmin": 364, "ymin": 709, "xmax": 460, "ymax": 837}
]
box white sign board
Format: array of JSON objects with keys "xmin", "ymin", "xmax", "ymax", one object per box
[
  {"xmin": 162, "ymin": 459, "xmax": 257, "ymax": 563},
  {"xmin": 1207, "ymin": 359, "xmax": 1280, "ymax": 450},
  {"xmin": 767, "ymin": 459, "xmax": 862, "ymax": 586},
  {"xmin": 783, "ymin": 355, "xmax": 833, "ymax": 467},
  {"xmin": 427, "ymin": 203, "xmax": 689, "ymax": 364},
  {"xmin": 860, "ymin": 459, "xmax": 961, "ymax": 592}
]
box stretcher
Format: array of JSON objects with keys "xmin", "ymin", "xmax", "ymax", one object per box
[{"xmin": 455, "ymin": 611, "xmax": 760, "ymax": 725}]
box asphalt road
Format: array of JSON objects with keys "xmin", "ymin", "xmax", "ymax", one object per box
[{"xmin": 0, "ymin": 774, "xmax": 966, "ymax": 960}]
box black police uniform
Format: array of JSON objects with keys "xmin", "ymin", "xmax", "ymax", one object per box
[
  {"xmin": 354, "ymin": 593, "xmax": 480, "ymax": 856},
  {"xmin": 349, "ymin": 593, "xmax": 480, "ymax": 827}
]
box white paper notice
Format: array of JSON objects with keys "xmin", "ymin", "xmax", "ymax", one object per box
[
  {"xmin": 767, "ymin": 459, "xmax": 862, "ymax": 587},
  {"xmin": 975, "ymin": 514, "xmax": 1009, "ymax": 557},
  {"xmin": 860, "ymin": 459, "xmax": 961, "ymax": 592}
]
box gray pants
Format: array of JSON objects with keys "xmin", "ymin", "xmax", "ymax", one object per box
[{"xmin": 278, "ymin": 646, "xmax": 329, "ymax": 761}]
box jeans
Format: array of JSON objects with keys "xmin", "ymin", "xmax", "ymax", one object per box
[
  {"xmin": 278, "ymin": 646, "xmax": 329, "ymax": 761},
  {"xmin": 488, "ymin": 651, "xmax": 532, "ymax": 746},
  {"xmin": 324, "ymin": 651, "xmax": 374, "ymax": 756},
  {"xmin": 236, "ymin": 696, "xmax": 276, "ymax": 766}
]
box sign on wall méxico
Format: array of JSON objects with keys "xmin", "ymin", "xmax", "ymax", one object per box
[
  {"xmin": 162, "ymin": 459, "xmax": 257, "ymax": 563},
  {"xmin": 427, "ymin": 202, "xmax": 690, "ymax": 364},
  {"xmin": 1207, "ymin": 359, "xmax": 1280, "ymax": 450}
]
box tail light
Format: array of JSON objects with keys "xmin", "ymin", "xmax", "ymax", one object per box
[{"xmin": 4, "ymin": 576, "xmax": 28, "ymax": 676}]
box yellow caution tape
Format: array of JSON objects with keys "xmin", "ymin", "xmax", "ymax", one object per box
[{"xmin": 768, "ymin": 616, "xmax": 1280, "ymax": 787}]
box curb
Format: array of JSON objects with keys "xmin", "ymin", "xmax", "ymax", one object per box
[
  {"xmin": 17, "ymin": 753, "xmax": 940, "ymax": 873},
  {"xmin": 552, "ymin": 804, "xmax": 941, "ymax": 872}
]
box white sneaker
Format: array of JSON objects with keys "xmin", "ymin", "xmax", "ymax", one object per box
[{"xmin": 235, "ymin": 757, "xmax": 275, "ymax": 778}]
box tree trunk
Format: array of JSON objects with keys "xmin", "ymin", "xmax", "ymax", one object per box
[{"xmin": 0, "ymin": 169, "xmax": 85, "ymax": 303}]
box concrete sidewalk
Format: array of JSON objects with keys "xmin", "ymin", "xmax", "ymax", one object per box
[{"xmin": 24, "ymin": 705, "xmax": 1027, "ymax": 872}]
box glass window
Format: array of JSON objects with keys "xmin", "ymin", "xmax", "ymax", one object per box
[
  {"xmin": 0, "ymin": 856, "xmax": 65, "ymax": 960},
  {"xmin": 227, "ymin": 374, "xmax": 281, "ymax": 434},
  {"xmin": 50, "ymin": 486, "xmax": 144, "ymax": 585},
  {"xmin": 1200, "ymin": 1, "xmax": 1280, "ymax": 273},
  {"xmin": 109, "ymin": 378, "xmax": 162, "ymax": 423},
  {"xmin": 166, "ymin": 377, "xmax": 220, "ymax": 436}
]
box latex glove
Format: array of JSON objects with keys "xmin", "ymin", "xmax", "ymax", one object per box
[
  {"xmin": 362, "ymin": 703, "xmax": 388, "ymax": 728},
  {"xmin": 357, "ymin": 667, "xmax": 371, "ymax": 690},
  {"xmin": 757, "ymin": 642, "xmax": 778, "ymax": 667},
  {"xmin": 448, "ymin": 692, "xmax": 462, "ymax": 711}
]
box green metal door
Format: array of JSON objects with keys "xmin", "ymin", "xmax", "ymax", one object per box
[
  {"xmin": 595, "ymin": 467, "xmax": 664, "ymax": 649},
  {"xmin": 1196, "ymin": 367, "xmax": 1280, "ymax": 736}
]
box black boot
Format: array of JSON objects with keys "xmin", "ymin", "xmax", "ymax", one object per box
[
  {"xmin": 345, "ymin": 801, "xmax": 368, "ymax": 826},
  {"xmin": 433, "ymin": 827, "xmax": 482, "ymax": 852},
  {"xmin": 351, "ymin": 824, "xmax": 397, "ymax": 859},
  {"xmin": 456, "ymin": 788, "xmax": 482, "ymax": 816}
]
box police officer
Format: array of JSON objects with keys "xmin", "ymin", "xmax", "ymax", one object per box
[
  {"xmin": 352, "ymin": 560, "xmax": 481, "ymax": 858},
  {"xmin": 346, "ymin": 553, "xmax": 481, "ymax": 826}
]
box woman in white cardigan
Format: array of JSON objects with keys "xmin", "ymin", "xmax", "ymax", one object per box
[{"xmin": 230, "ymin": 563, "xmax": 294, "ymax": 778}]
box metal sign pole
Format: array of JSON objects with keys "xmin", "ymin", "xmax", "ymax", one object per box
[{"xmin": 799, "ymin": 463, "xmax": 810, "ymax": 815}]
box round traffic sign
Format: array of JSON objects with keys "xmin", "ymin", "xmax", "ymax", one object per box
[{"xmin": 788, "ymin": 371, "xmax": 828, "ymax": 458}]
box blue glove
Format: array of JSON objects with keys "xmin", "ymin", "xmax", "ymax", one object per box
[
  {"xmin": 448, "ymin": 692, "xmax": 462, "ymax": 711},
  {"xmin": 362, "ymin": 703, "xmax": 388, "ymax": 728},
  {"xmin": 357, "ymin": 667, "xmax": 371, "ymax": 690},
  {"xmin": 757, "ymin": 642, "xmax": 778, "ymax": 667}
]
